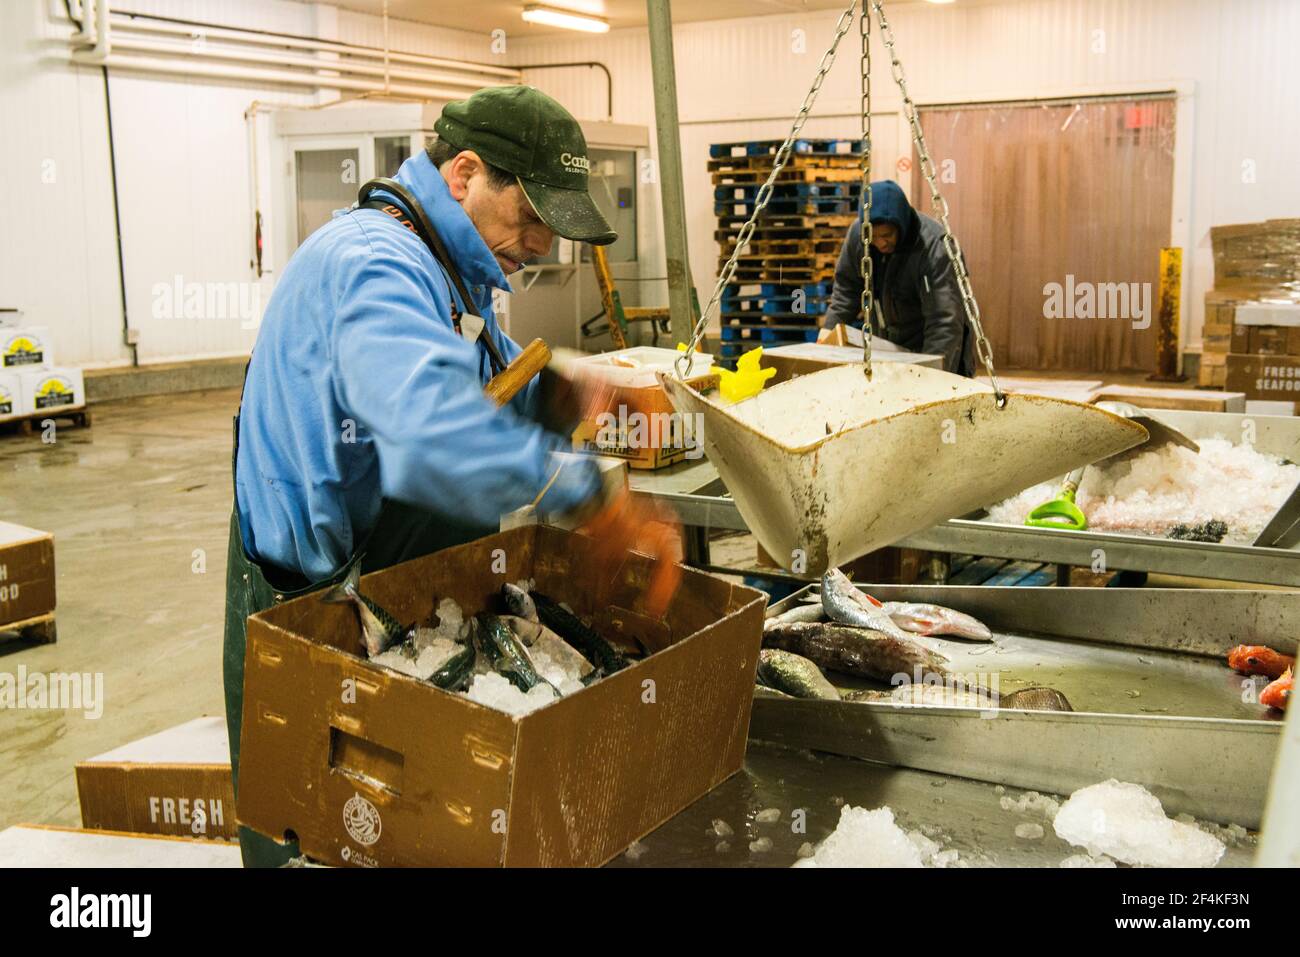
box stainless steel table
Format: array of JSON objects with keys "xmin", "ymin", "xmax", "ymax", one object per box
[{"xmin": 629, "ymin": 409, "xmax": 1300, "ymax": 586}]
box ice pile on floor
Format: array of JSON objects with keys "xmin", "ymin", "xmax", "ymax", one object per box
[
  {"xmin": 792, "ymin": 806, "xmax": 963, "ymax": 868},
  {"xmin": 985, "ymin": 437, "xmax": 1300, "ymax": 542},
  {"xmin": 1053, "ymin": 779, "xmax": 1225, "ymax": 868}
]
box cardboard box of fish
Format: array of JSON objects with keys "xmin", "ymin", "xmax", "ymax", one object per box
[{"xmin": 235, "ymin": 524, "xmax": 767, "ymax": 867}]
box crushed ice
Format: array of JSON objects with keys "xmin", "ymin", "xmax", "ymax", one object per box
[
  {"xmin": 792, "ymin": 805, "xmax": 963, "ymax": 868},
  {"xmin": 1053, "ymin": 779, "xmax": 1225, "ymax": 868},
  {"xmin": 985, "ymin": 437, "xmax": 1300, "ymax": 542},
  {"xmin": 999, "ymin": 790, "xmax": 1061, "ymax": 821},
  {"xmin": 464, "ymin": 672, "xmax": 557, "ymax": 716}
]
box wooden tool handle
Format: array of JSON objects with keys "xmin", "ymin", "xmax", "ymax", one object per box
[{"xmin": 485, "ymin": 338, "xmax": 551, "ymax": 405}]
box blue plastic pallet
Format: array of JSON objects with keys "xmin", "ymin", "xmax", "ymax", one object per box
[
  {"xmin": 720, "ymin": 289, "xmax": 832, "ymax": 304},
  {"xmin": 709, "ymin": 137, "xmax": 866, "ymax": 158},
  {"xmin": 721, "ymin": 324, "xmax": 820, "ymax": 344},
  {"xmin": 713, "ymin": 182, "xmax": 861, "ymax": 201},
  {"xmin": 762, "ymin": 281, "xmax": 832, "ymax": 297},
  {"xmin": 715, "ymin": 197, "xmax": 852, "ymax": 217}
]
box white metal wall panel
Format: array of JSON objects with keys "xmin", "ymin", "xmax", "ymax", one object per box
[
  {"xmin": 3, "ymin": 0, "xmax": 1298, "ymax": 365},
  {"xmin": 508, "ymin": 0, "xmax": 1300, "ymax": 345}
]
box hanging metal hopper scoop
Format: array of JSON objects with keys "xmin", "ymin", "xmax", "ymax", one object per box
[{"xmin": 660, "ymin": 363, "xmax": 1148, "ymax": 573}]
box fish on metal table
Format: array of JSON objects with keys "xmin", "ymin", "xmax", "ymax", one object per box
[
  {"xmin": 880, "ymin": 602, "xmax": 993, "ymax": 642},
  {"xmin": 1227, "ymin": 645, "xmax": 1295, "ymax": 680},
  {"xmin": 1260, "ymin": 668, "xmax": 1292, "ymax": 712},
  {"xmin": 821, "ymin": 568, "xmax": 912, "ymax": 641},
  {"xmin": 763, "ymin": 619, "xmax": 948, "ymax": 684},
  {"xmin": 999, "ymin": 687, "xmax": 1073, "ymax": 712},
  {"xmin": 844, "ymin": 684, "xmax": 993, "ymax": 709},
  {"xmin": 763, "ymin": 604, "xmax": 826, "ymax": 630},
  {"xmin": 756, "ymin": 648, "xmax": 841, "ymax": 700},
  {"xmin": 322, "ymin": 563, "xmax": 409, "ymax": 657}
]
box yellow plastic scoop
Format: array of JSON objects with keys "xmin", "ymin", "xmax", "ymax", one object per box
[{"xmin": 714, "ymin": 347, "xmax": 776, "ymax": 403}]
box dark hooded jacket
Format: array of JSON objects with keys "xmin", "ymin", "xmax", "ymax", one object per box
[{"xmin": 823, "ymin": 180, "xmax": 975, "ymax": 376}]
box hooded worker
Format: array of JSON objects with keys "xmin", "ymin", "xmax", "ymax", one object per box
[
  {"xmin": 223, "ymin": 86, "xmax": 678, "ymax": 867},
  {"xmin": 821, "ymin": 180, "xmax": 976, "ymax": 376}
]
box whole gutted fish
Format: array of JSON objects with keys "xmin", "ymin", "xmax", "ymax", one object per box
[
  {"xmin": 756, "ymin": 649, "xmax": 841, "ymax": 700},
  {"xmin": 763, "ymin": 620, "xmax": 948, "ymax": 684},
  {"xmin": 821, "ymin": 568, "xmax": 911, "ymax": 641},
  {"xmin": 502, "ymin": 614, "xmax": 595, "ymax": 679},
  {"xmin": 530, "ymin": 590, "xmax": 628, "ymax": 676},
  {"xmin": 502, "ymin": 582, "xmax": 539, "ymax": 623},
  {"xmin": 844, "ymin": 685, "xmax": 994, "ymax": 708},
  {"xmin": 474, "ymin": 613, "xmax": 556, "ymax": 693},
  {"xmin": 322, "ymin": 563, "xmax": 409, "ymax": 657},
  {"xmin": 880, "ymin": 602, "xmax": 993, "ymax": 642},
  {"xmin": 764, "ymin": 604, "xmax": 826, "ymax": 629},
  {"xmin": 1227, "ymin": 645, "xmax": 1294, "ymax": 680},
  {"xmin": 430, "ymin": 641, "xmax": 476, "ymax": 691},
  {"xmin": 999, "ymin": 687, "xmax": 1073, "ymax": 712}
]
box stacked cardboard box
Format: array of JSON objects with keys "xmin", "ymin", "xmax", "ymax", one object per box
[
  {"xmin": 0, "ymin": 320, "xmax": 84, "ymax": 421},
  {"xmin": 0, "ymin": 824, "xmax": 242, "ymax": 868},
  {"xmin": 566, "ymin": 346, "xmax": 718, "ymax": 470},
  {"xmin": 710, "ymin": 138, "xmax": 863, "ymax": 369},
  {"xmin": 0, "ymin": 521, "xmax": 56, "ymax": 637},
  {"xmin": 1200, "ymin": 219, "xmax": 1300, "ymax": 403},
  {"xmin": 75, "ymin": 717, "xmax": 236, "ymax": 841}
]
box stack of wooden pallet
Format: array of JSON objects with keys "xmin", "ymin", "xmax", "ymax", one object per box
[{"xmin": 710, "ymin": 137, "xmax": 863, "ymax": 368}]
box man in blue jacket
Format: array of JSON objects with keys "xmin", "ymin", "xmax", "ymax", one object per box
[
  {"xmin": 223, "ymin": 86, "xmax": 664, "ymax": 866},
  {"xmin": 820, "ymin": 180, "xmax": 975, "ymax": 376}
]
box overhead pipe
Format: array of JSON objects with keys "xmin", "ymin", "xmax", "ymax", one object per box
[
  {"xmin": 106, "ymin": 11, "xmax": 520, "ymax": 80},
  {"xmin": 105, "ymin": 35, "xmax": 506, "ymax": 92},
  {"xmin": 67, "ymin": 53, "xmax": 493, "ymax": 101},
  {"xmin": 514, "ymin": 62, "xmax": 613, "ymax": 120},
  {"xmin": 92, "ymin": 0, "xmax": 110, "ymax": 59}
]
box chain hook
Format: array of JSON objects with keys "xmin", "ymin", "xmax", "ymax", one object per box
[
  {"xmin": 676, "ymin": 1, "xmax": 859, "ymax": 381},
  {"xmin": 870, "ymin": 0, "xmax": 1005, "ymax": 407}
]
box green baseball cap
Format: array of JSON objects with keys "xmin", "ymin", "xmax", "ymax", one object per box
[{"xmin": 435, "ymin": 85, "xmax": 617, "ymax": 246}]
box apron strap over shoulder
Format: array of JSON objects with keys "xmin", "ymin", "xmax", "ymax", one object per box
[{"xmin": 357, "ymin": 177, "xmax": 507, "ymax": 376}]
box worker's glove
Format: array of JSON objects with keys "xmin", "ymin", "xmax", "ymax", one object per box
[
  {"xmin": 576, "ymin": 485, "xmax": 683, "ymax": 620},
  {"xmin": 532, "ymin": 360, "xmax": 619, "ymax": 439}
]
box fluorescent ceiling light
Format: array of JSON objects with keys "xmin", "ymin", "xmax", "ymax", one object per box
[
  {"xmin": 521, "ymin": 4, "xmax": 610, "ymax": 32},
  {"xmin": 924, "ymin": 0, "xmax": 956, "ymax": 5}
]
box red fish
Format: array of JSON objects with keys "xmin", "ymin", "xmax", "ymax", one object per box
[
  {"xmin": 1260, "ymin": 669, "xmax": 1292, "ymax": 712},
  {"xmin": 1227, "ymin": 645, "xmax": 1294, "ymax": 680}
]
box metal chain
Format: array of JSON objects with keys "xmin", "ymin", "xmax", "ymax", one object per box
[
  {"xmin": 675, "ymin": 0, "xmax": 858, "ymax": 379},
  {"xmin": 859, "ymin": 0, "xmax": 873, "ymax": 376},
  {"xmin": 871, "ymin": 0, "xmax": 1005, "ymax": 406}
]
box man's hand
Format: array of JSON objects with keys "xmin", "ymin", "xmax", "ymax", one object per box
[{"xmin": 578, "ymin": 486, "xmax": 683, "ymax": 619}]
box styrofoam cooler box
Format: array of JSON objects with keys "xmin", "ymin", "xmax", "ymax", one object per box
[
  {"xmin": 20, "ymin": 367, "xmax": 84, "ymax": 413},
  {"xmin": 0, "ymin": 373, "xmax": 23, "ymax": 420},
  {"xmin": 1, "ymin": 326, "xmax": 52, "ymax": 369}
]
